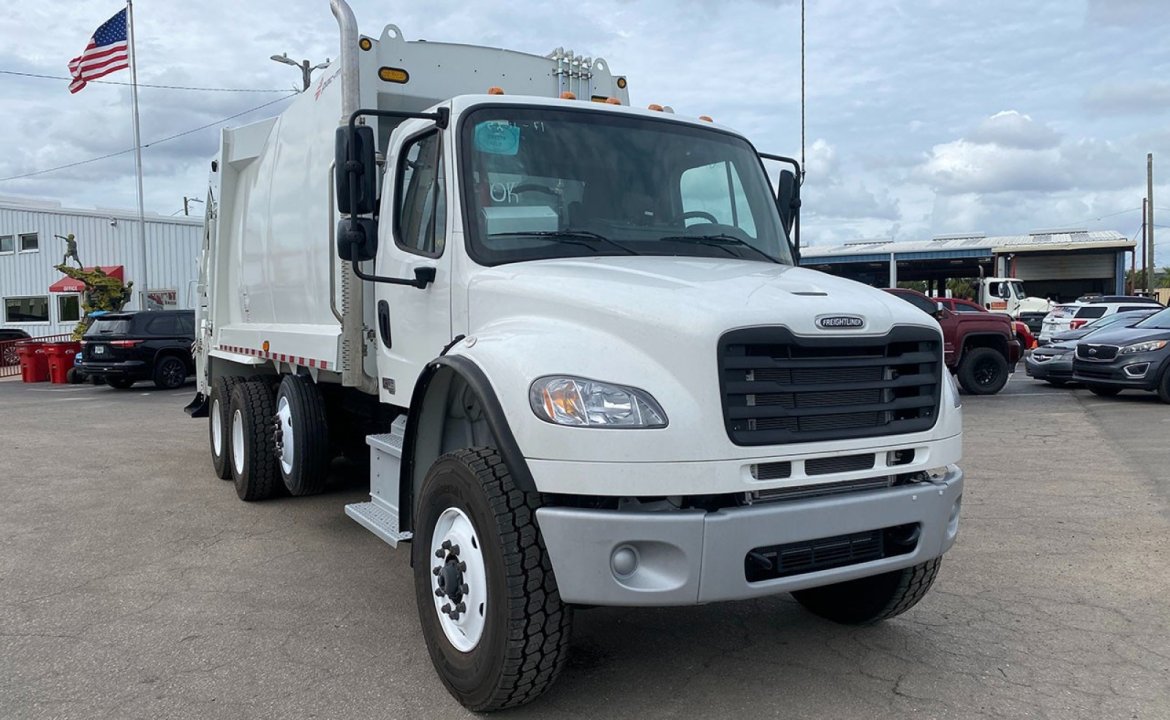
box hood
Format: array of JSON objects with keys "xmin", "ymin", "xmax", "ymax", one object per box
[
  {"xmin": 1077, "ymin": 326, "xmax": 1170, "ymax": 346},
  {"xmin": 466, "ymin": 256, "xmax": 935, "ymax": 340},
  {"xmin": 1018, "ymin": 296, "xmax": 1053, "ymax": 313}
]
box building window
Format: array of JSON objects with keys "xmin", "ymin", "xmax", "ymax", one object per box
[
  {"xmin": 57, "ymin": 294, "xmax": 81, "ymax": 322},
  {"xmin": 19, "ymin": 233, "xmax": 39, "ymax": 253},
  {"xmin": 0, "ymin": 235, "xmax": 13, "ymax": 254},
  {"xmin": 4, "ymin": 296, "xmax": 50, "ymax": 323}
]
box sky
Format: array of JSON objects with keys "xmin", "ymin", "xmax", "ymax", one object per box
[{"xmin": 2, "ymin": 0, "xmax": 1170, "ymax": 264}]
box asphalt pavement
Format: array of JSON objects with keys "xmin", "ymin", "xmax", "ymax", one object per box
[{"xmin": 1, "ymin": 374, "xmax": 1168, "ymax": 719}]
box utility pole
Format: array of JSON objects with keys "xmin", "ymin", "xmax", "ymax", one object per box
[
  {"xmin": 270, "ymin": 53, "xmax": 330, "ymax": 91},
  {"xmin": 1141, "ymin": 198, "xmax": 1148, "ymax": 291},
  {"xmin": 1148, "ymin": 153, "xmax": 1155, "ymax": 291},
  {"xmin": 182, "ymin": 196, "xmax": 204, "ymax": 217}
]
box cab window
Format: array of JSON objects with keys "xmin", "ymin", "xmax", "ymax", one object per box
[
  {"xmin": 395, "ymin": 132, "xmax": 446, "ymax": 257},
  {"xmin": 679, "ymin": 161, "xmax": 757, "ymax": 237}
]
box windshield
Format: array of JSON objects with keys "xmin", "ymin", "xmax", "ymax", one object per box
[
  {"xmin": 1135, "ymin": 307, "xmax": 1170, "ymax": 330},
  {"xmin": 1007, "ymin": 281, "xmax": 1025, "ymax": 299},
  {"xmin": 460, "ymin": 106, "xmax": 793, "ymax": 266}
]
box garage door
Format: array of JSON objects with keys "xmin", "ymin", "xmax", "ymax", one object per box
[{"xmin": 1012, "ymin": 252, "xmax": 1114, "ymax": 281}]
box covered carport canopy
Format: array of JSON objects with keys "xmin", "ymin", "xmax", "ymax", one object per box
[{"xmin": 799, "ymin": 230, "xmax": 1133, "ymax": 299}]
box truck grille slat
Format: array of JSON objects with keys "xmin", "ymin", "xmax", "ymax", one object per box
[
  {"xmin": 719, "ymin": 327, "xmax": 942, "ymax": 446},
  {"xmin": 744, "ymin": 523, "xmax": 920, "ymax": 582}
]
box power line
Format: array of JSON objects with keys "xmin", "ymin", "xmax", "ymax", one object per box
[
  {"xmin": 0, "ymin": 93, "xmax": 296, "ymax": 182},
  {"xmin": 1, "ymin": 69, "xmax": 291, "ymax": 93}
]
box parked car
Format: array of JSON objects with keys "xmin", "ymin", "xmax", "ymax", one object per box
[
  {"xmin": 1071, "ymin": 306, "xmax": 1170, "ymax": 401},
  {"xmin": 934, "ymin": 296, "xmax": 1037, "ymax": 350},
  {"xmin": 0, "ymin": 328, "xmax": 32, "ymax": 366},
  {"xmin": 884, "ymin": 288, "xmax": 1020, "ymax": 394},
  {"xmin": 78, "ymin": 310, "xmax": 196, "ymax": 389},
  {"xmin": 1024, "ymin": 309, "xmax": 1158, "ymax": 386},
  {"xmin": 1038, "ymin": 297, "xmax": 1161, "ymax": 345}
]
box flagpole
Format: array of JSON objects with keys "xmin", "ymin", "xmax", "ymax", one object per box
[{"xmin": 126, "ymin": 0, "xmax": 149, "ymax": 310}]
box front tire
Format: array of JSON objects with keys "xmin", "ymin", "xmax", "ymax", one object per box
[
  {"xmin": 1158, "ymin": 368, "xmax": 1170, "ymax": 404},
  {"xmin": 957, "ymin": 347, "xmax": 1009, "ymax": 395},
  {"xmin": 274, "ymin": 375, "xmax": 331, "ymax": 496},
  {"xmin": 229, "ymin": 380, "xmax": 281, "ymax": 501},
  {"xmin": 412, "ymin": 448, "xmax": 572, "ymax": 712},
  {"xmin": 792, "ymin": 558, "xmax": 941, "ymax": 625}
]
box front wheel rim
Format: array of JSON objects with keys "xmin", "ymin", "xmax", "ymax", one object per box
[
  {"xmin": 163, "ymin": 360, "xmax": 184, "ymax": 387},
  {"xmin": 276, "ymin": 395, "xmax": 295, "ymax": 475},
  {"xmin": 974, "ymin": 360, "xmax": 1000, "ymax": 386},
  {"xmin": 231, "ymin": 408, "xmax": 245, "ymax": 476},
  {"xmin": 430, "ymin": 507, "xmax": 487, "ymax": 652}
]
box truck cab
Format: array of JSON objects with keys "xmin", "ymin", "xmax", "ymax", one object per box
[{"xmin": 978, "ymin": 276, "xmax": 1052, "ymax": 333}]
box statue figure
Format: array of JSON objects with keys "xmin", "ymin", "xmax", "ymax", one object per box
[{"xmin": 56, "ymin": 233, "xmax": 82, "ymax": 268}]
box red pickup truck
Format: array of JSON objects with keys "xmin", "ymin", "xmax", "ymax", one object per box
[{"xmin": 884, "ymin": 288, "xmax": 1021, "ymax": 395}]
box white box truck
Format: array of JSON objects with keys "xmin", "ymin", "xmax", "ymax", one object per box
[{"xmin": 187, "ymin": 0, "xmax": 964, "ymax": 710}]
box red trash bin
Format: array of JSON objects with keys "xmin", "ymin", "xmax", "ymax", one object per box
[
  {"xmin": 45, "ymin": 341, "xmax": 82, "ymax": 384},
  {"xmin": 16, "ymin": 342, "xmax": 50, "ymax": 383}
]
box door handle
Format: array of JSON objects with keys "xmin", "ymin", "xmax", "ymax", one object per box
[{"xmin": 377, "ymin": 300, "xmax": 392, "ymax": 349}]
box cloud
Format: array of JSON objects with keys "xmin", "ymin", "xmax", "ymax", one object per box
[
  {"xmin": 967, "ymin": 110, "xmax": 1060, "ymax": 150},
  {"xmin": 1083, "ymin": 81, "xmax": 1170, "ymax": 117}
]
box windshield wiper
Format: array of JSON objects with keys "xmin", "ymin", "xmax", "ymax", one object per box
[
  {"xmin": 487, "ymin": 229, "xmax": 638, "ymax": 255},
  {"xmin": 657, "ymin": 234, "xmax": 779, "ymax": 263}
]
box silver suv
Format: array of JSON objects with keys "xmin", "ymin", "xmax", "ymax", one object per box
[{"xmin": 1038, "ymin": 297, "xmax": 1161, "ymax": 345}]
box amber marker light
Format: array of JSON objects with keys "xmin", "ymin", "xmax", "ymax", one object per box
[
  {"xmin": 378, "ymin": 67, "xmax": 409, "ymax": 83},
  {"xmin": 560, "ymin": 91, "xmax": 577, "ymax": 100},
  {"xmin": 358, "ymin": 37, "xmax": 372, "ymax": 51},
  {"xmin": 487, "ymin": 86, "xmax": 505, "ymax": 95}
]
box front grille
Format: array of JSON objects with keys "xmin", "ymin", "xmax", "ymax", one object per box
[
  {"xmin": 719, "ymin": 327, "xmax": 942, "ymax": 446},
  {"xmin": 748, "ymin": 475, "xmax": 892, "ymax": 503},
  {"xmin": 1077, "ymin": 344, "xmax": 1119, "ymax": 361},
  {"xmin": 751, "ymin": 462, "xmax": 792, "ymax": 480},
  {"xmin": 805, "ymin": 453, "xmax": 875, "ymax": 475},
  {"xmin": 1075, "ymin": 367, "xmax": 1113, "ymax": 379},
  {"xmin": 744, "ymin": 523, "xmax": 920, "ymax": 582}
]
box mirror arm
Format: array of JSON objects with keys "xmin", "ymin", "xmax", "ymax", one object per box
[{"xmin": 349, "ymin": 243, "xmax": 434, "ymax": 288}]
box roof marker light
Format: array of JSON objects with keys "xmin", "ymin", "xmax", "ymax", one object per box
[
  {"xmin": 606, "ymin": 97, "xmax": 621, "ymax": 105},
  {"xmin": 487, "ymin": 86, "xmax": 505, "ymax": 95},
  {"xmin": 647, "ymin": 103, "xmax": 664, "ymax": 112},
  {"xmin": 561, "ymin": 91, "xmax": 577, "ymax": 100},
  {"xmin": 699, "ymin": 115, "xmax": 713, "ymax": 122}
]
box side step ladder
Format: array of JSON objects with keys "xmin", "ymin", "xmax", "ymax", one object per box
[{"xmin": 345, "ymin": 416, "xmax": 413, "ymax": 547}]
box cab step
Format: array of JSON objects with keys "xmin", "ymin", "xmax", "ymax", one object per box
[{"xmin": 344, "ymin": 417, "xmax": 412, "ymax": 547}]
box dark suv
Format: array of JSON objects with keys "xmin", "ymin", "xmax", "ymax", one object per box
[
  {"xmin": 79, "ymin": 310, "xmax": 195, "ymax": 389},
  {"xmin": 1071, "ymin": 306, "xmax": 1170, "ymax": 401}
]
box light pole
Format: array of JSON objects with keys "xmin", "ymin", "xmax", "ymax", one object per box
[{"xmin": 270, "ymin": 53, "xmax": 330, "ymax": 91}]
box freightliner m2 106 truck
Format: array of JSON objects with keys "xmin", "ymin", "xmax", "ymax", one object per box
[{"xmin": 187, "ymin": 1, "xmax": 964, "ymax": 710}]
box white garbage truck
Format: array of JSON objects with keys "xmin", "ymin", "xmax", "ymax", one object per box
[{"xmin": 187, "ymin": 0, "xmax": 964, "ymax": 710}]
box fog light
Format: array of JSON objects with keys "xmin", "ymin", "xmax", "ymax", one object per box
[
  {"xmin": 611, "ymin": 545, "xmax": 639, "ymax": 578},
  {"xmin": 1123, "ymin": 363, "xmax": 1150, "ymax": 378},
  {"xmin": 947, "ymin": 496, "xmax": 962, "ymax": 539}
]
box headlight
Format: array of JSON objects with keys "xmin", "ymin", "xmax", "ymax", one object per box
[
  {"xmin": 530, "ymin": 376, "xmax": 668, "ymax": 428},
  {"xmin": 1120, "ymin": 340, "xmax": 1167, "ymax": 354},
  {"xmin": 944, "ymin": 370, "xmax": 961, "ymax": 408}
]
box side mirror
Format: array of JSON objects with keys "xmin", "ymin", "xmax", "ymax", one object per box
[
  {"xmin": 335, "ymin": 125, "xmax": 377, "ymax": 216},
  {"xmin": 934, "ymin": 301, "xmax": 948, "ymax": 319},
  {"xmin": 777, "ymin": 169, "xmax": 800, "ymax": 238},
  {"xmin": 337, "ymin": 218, "xmax": 378, "ymax": 262}
]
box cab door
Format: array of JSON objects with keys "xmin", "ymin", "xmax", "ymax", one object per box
[{"xmin": 374, "ymin": 127, "xmax": 453, "ymax": 405}]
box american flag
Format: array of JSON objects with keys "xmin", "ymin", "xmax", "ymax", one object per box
[{"xmin": 68, "ymin": 8, "xmax": 130, "ymax": 94}]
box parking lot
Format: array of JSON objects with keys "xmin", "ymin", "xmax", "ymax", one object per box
[{"xmin": 1, "ymin": 375, "xmax": 1168, "ymax": 720}]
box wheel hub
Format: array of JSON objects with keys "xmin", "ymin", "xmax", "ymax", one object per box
[{"xmin": 430, "ymin": 508, "xmax": 486, "ymax": 651}]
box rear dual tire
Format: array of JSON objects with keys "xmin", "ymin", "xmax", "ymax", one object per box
[
  {"xmin": 229, "ymin": 380, "xmax": 282, "ymax": 502},
  {"xmin": 209, "ymin": 376, "xmax": 244, "ymax": 480},
  {"xmin": 274, "ymin": 375, "xmax": 331, "ymax": 496}
]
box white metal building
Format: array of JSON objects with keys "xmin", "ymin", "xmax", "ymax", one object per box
[{"xmin": 0, "ymin": 197, "xmax": 202, "ymax": 337}]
